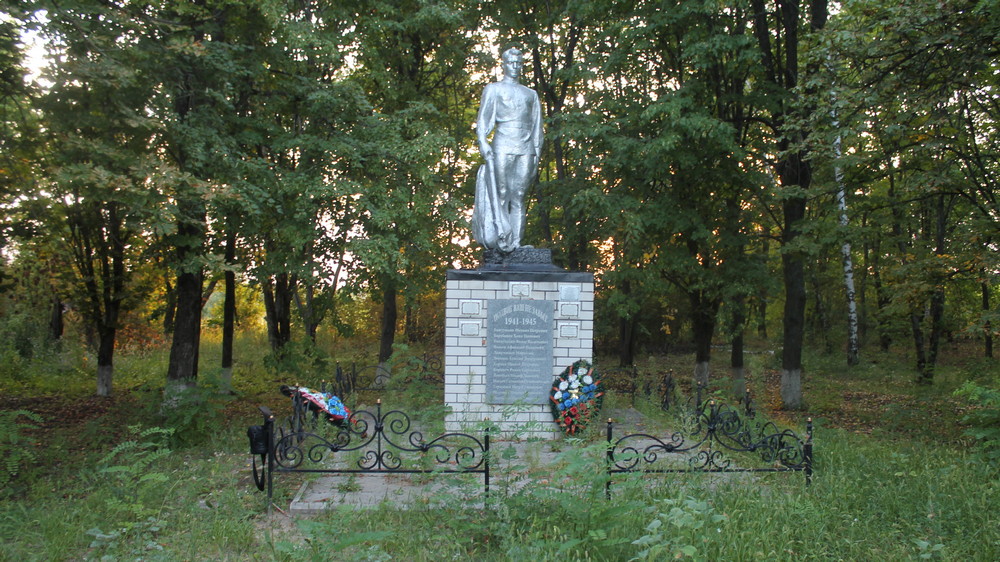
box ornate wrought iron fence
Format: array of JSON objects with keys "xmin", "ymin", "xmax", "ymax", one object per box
[
  {"xmin": 332, "ymin": 354, "xmax": 443, "ymax": 396},
  {"xmin": 605, "ymin": 399, "xmax": 813, "ymax": 497},
  {"xmin": 251, "ymin": 399, "xmax": 491, "ymax": 507},
  {"xmin": 600, "ymin": 366, "xmax": 681, "ymax": 411},
  {"xmin": 331, "ymin": 363, "xmax": 391, "ymax": 396},
  {"xmin": 248, "ymin": 390, "xmax": 812, "ymax": 508}
]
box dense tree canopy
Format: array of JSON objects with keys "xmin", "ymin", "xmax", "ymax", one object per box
[{"xmin": 1, "ymin": 0, "xmax": 996, "ymax": 404}]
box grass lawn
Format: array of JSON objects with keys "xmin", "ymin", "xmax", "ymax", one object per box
[{"xmin": 1, "ymin": 333, "xmax": 998, "ymax": 560}]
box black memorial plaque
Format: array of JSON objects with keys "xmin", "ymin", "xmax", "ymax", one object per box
[{"xmin": 486, "ymin": 299, "xmax": 555, "ymax": 404}]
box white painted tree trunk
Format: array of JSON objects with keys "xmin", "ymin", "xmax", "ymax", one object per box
[
  {"xmin": 730, "ymin": 366, "xmax": 746, "ymax": 398},
  {"xmin": 780, "ymin": 367, "xmax": 802, "ymax": 409},
  {"xmin": 97, "ymin": 364, "xmax": 113, "ymax": 397},
  {"xmin": 220, "ymin": 367, "xmax": 233, "ymax": 394},
  {"xmin": 834, "ymin": 130, "xmax": 860, "ymax": 366},
  {"xmin": 694, "ymin": 360, "xmax": 710, "ymax": 388},
  {"xmin": 162, "ymin": 379, "xmax": 198, "ymax": 411}
]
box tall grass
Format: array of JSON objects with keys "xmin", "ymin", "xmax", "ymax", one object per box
[{"xmin": 250, "ymin": 424, "xmax": 999, "ymax": 560}]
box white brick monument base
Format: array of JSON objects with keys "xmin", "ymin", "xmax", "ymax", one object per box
[{"xmin": 444, "ymin": 268, "xmax": 595, "ymax": 438}]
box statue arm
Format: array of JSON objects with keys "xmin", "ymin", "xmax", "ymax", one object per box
[
  {"xmin": 531, "ymin": 90, "xmax": 543, "ymax": 158},
  {"xmin": 476, "ymin": 85, "xmax": 497, "ymax": 160}
]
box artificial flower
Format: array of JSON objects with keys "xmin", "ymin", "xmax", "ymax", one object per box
[{"xmin": 549, "ymin": 360, "xmax": 603, "ymax": 435}]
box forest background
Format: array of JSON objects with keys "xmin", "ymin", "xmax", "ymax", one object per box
[
  {"xmin": 2, "ymin": 0, "xmax": 1000, "ymax": 559},
  {"xmin": 2, "ymin": 0, "xmax": 997, "ymax": 404}
]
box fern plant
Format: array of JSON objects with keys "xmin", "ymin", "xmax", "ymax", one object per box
[
  {"xmin": 85, "ymin": 425, "xmax": 175, "ymax": 557},
  {"xmin": 98, "ymin": 425, "xmax": 174, "ymax": 517},
  {"xmin": 0, "ymin": 409, "xmax": 42, "ymax": 486}
]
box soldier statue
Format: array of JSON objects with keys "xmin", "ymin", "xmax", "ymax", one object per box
[{"xmin": 471, "ymin": 47, "xmax": 543, "ymax": 253}]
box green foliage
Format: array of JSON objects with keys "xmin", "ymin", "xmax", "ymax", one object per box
[
  {"xmin": 263, "ymin": 339, "xmax": 331, "ymax": 382},
  {"xmin": 96, "ymin": 425, "xmax": 174, "ymax": 511},
  {"xmin": 955, "ymin": 381, "xmax": 1000, "ymax": 461},
  {"xmin": 0, "ymin": 306, "xmax": 48, "ymax": 361},
  {"xmin": 631, "ymin": 497, "xmax": 727, "ymax": 560},
  {"xmin": 0, "ymin": 409, "xmax": 42, "ymax": 488},
  {"xmin": 155, "ymin": 386, "xmax": 232, "ymax": 447}
]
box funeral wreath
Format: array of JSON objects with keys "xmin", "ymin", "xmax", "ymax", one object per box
[{"xmin": 550, "ymin": 360, "xmax": 603, "ymax": 434}]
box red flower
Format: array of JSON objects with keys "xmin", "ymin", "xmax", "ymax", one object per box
[{"xmin": 569, "ymin": 406, "xmax": 578, "ymax": 416}]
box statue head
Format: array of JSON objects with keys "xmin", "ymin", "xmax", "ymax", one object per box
[{"xmin": 501, "ymin": 47, "xmax": 524, "ymax": 81}]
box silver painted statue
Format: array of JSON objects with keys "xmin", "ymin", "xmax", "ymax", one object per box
[{"xmin": 471, "ymin": 47, "xmax": 543, "ymax": 253}]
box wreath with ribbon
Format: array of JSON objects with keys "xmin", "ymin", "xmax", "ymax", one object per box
[{"xmin": 549, "ymin": 360, "xmax": 603, "ymax": 435}]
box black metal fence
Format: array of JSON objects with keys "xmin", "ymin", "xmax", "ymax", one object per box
[
  {"xmin": 249, "ymin": 391, "xmax": 812, "ymax": 509},
  {"xmin": 601, "ymin": 366, "xmax": 679, "ymax": 410},
  {"xmin": 250, "ymin": 399, "xmax": 491, "ymax": 507},
  {"xmin": 331, "ymin": 353, "xmax": 442, "ymax": 396},
  {"xmin": 605, "ymin": 398, "xmax": 813, "ymax": 497}
]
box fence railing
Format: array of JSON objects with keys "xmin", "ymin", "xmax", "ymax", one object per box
[
  {"xmin": 251, "ymin": 399, "xmax": 491, "ymax": 508},
  {"xmin": 249, "ymin": 392, "xmax": 812, "ymax": 510},
  {"xmin": 605, "ymin": 399, "xmax": 813, "ymax": 497},
  {"xmin": 331, "ymin": 353, "xmax": 442, "ymax": 396}
]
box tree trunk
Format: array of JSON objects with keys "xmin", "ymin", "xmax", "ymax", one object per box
[
  {"xmin": 757, "ymin": 234, "xmax": 769, "ymax": 339},
  {"xmin": 780, "ymin": 193, "xmax": 808, "ymax": 410},
  {"xmin": 263, "ymin": 274, "xmax": 294, "ymax": 352},
  {"xmin": 378, "ymin": 283, "xmax": 397, "ymax": 364},
  {"xmin": 294, "ymin": 283, "xmax": 320, "ymax": 344},
  {"xmin": 810, "ymin": 269, "xmax": 831, "ymax": 352},
  {"xmin": 404, "ymin": 296, "xmax": 417, "ymax": 343},
  {"xmin": 690, "ymin": 291, "xmax": 720, "ymax": 389},
  {"xmin": 48, "ymin": 298, "xmax": 63, "ymax": 342},
  {"xmin": 834, "ymin": 132, "xmax": 860, "ymax": 366},
  {"xmin": 984, "ymin": 279, "xmax": 993, "ymax": 359},
  {"xmin": 618, "ymin": 279, "xmax": 636, "ymax": 367},
  {"xmin": 96, "ymin": 325, "xmax": 116, "ymax": 397},
  {"xmin": 274, "ymin": 274, "xmax": 293, "ymax": 349},
  {"xmin": 729, "ymin": 294, "xmax": 747, "ymax": 398},
  {"xmin": 920, "ymin": 194, "xmax": 950, "ymax": 383},
  {"xmin": 923, "ymin": 287, "xmax": 945, "ymax": 383},
  {"xmin": 165, "ymin": 268, "xmax": 203, "ymax": 392},
  {"xmin": 749, "ymin": 0, "xmax": 826, "ymax": 410},
  {"xmin": 262, "ymin": 281, "xmax": 277, "ymax": 350},
  {"xmin": 221, "ymin": 271, "xmax": 235, "ymax": 394},
  {"xmin": 757, "ymin": 295, "xmax": 768, "ymax": 339},
  {"xmin": 618, "ymin": 315, "xmax": 637, "ymax": 367},
  {"xmin": 870, "ymin": 233, "xmax": 892, "ymax": 351},
  {"xmin": 162, "ymin": 275, "xmax": 176, "ymax": 335}
]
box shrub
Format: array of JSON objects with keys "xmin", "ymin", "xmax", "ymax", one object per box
[
  {"xmin": 955, "ymin": 381, "xmax": 1000, "ymax": 462},
  {"xmin": 155, "ymin": 385, "xmax": 232, "ymax": 447}
]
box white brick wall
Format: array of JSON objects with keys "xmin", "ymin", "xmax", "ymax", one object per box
[{"xmin": 444, "ymin": 270, "xmax": 595, "ymax": 437}]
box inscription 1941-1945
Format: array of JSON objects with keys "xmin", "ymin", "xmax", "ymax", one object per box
[{"xmin": 486, "ymin": 299, "xmax": 555, "ymax": 404}]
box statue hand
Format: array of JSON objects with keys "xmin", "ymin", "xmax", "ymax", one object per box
[{"xmin": 480, "ymin": 145, "xmax": 492, "ymax": 161}]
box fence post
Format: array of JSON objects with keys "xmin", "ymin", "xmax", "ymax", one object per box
[
  {"xmin": 484, "ymin": 418, "xmax": 491, "ymax": 499},
  {"xmin": 804, "ymin": 417, "xmax": 814, "ymax": 486},
  {"xmin": 375, "ymin": 399, "xmax": 383, "ymax": 469},
  {"xmin": 263, "ymin": 407, "xmax": 275, "ymax": 512},
  {"xmin": 605, "ymin": 418, "xmax": 613, "ymax": 499}
]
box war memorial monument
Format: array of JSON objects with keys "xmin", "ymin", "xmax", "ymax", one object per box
[{"xmin": 444, "ymin": 48, "xmax": 595, "ymax": 436}]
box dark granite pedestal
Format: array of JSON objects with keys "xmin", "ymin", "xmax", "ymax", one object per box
[{"xmin": 480, "ymin": 247, "xmax": 562, "ymax": 271}]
